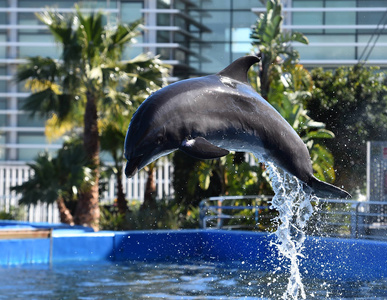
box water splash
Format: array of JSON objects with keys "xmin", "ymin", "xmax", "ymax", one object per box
[{"xmin": 255, "ymin": 156, "xmax": 317, "ymax": 299}]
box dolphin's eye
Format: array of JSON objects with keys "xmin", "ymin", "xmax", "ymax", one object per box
[{"xmin": 156, "ymin": 134, "xmax": 164, "ymax": 145}]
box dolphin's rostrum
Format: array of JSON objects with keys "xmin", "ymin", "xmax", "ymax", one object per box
[{"xmin": 124, "ymin": 55, "xmax": 351, "ymax": 199}]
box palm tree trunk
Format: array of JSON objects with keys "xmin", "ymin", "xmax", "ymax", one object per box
[
  {"xmin": 259, "ymin": 53, "xmax": 271, "ymax": 100},
  {"xmin": 116, "ymin": 164, "xmax": 128, "ymax": 214},
  {"xmin": 57, "ymin": 196, "xmax": 74, "ymax": 225},
  {"xmin": 141, "ymin": 163, "xmax": 157, "ymax": 210},
  {"xmin": 75, "ymin": 91, "xmax": 100, "ymax": 231}
]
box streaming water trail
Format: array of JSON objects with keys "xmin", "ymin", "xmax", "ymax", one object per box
[{"xmin": 254, "ymin": 155, "xmax": 317, "ymax": 300}]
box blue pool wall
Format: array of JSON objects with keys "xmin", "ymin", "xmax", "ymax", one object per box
[{"xmin": 1, "ymin": 223, "xmax": 386, "ymax": 282}]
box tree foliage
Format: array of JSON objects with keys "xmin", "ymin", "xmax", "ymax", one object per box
[
  {"xmin": 250, "ymin": 0, "xmax": 308, "ymax": 99},
  {"xmin": 11, "ymin": 138, "xmax": 89, "ymax": 224},
  {"xmin": 16, "ymin": 7, "xmax": 169, "ymax": 229},
  {"xmin": 264, "ymin": 64, "xmax": 336, "ymax": 183},
  {"xmin": 175, "ymin": 0, "xmax": 335, "ymax": 204},
  {"xmin": 307, "ymin": 66, "xmax": 387, "ymax": 193}
]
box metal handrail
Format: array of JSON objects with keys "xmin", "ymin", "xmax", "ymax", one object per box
[{"xmin": 199, "ymin": 196, "xmax": 387, "ymax": 240}]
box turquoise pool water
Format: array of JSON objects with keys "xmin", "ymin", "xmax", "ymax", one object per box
[
  {"xmin": 1, "ymin": 260, "xmax": 386, "ymax": 299},
  {"xmin": 1, "ymin": 226, "xmax": 387, "ymax": 299}
]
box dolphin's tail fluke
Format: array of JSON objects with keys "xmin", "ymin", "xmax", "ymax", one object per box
[{"xmin": 308, "ymin": 177, "xmax": 351, "ymax": 199}]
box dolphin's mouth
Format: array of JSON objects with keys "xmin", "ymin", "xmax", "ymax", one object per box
[{"xmin": 125, "ymin": 155, "xmax": 143, "ymax": 178}]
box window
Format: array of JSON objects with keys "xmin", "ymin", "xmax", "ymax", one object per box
[
  {"xmin": 202, "ymin": 11, "xmax": 231, "ymax": 42},
  {"xmin": 121, "ymin": 2, "xmax": 142, "ymax": 23}
]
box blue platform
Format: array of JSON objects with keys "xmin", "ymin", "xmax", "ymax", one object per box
[{"xmin": 0, "ymin": 221, "xmax": 386, "ymax": 282}]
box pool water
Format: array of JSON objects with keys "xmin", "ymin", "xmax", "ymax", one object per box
[{"xmin": 1, "ymin": 260, "xmax": 386, "ymax": 300}]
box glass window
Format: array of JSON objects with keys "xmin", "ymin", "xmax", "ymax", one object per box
[
  {"xmin": 18, "ymin": 13, "xmax": 41, "ymax": 26},
  {"xmin": 358, "ymin": 11, "xmax": 386, "ymax": 26},
  {"xmin": 79, "ymin": 0, "xmax": 117, "ymax": 10},
  {"xmin": 202, "ymin": 11, "xmax": 231, "ymax": 42},
  {"xmin": 200, "ymin": 42, "xmax": 231, "ymax": 74},
  {"xmin": 308, "ymin": 35, "xmax": 355, "ymax": 43},
  {"xmin": 325, "ymin": 0, "xmax": 356, "ymax": 7},
  {"xmin": 0, "ymin": 115, "xmax": 5, "ymax": 127},
  {"xmin": 17, "ymin": 81, "xmax": 30, "ymax": 93},
  {"xmin": 292, "ymin": 0, "xmax": 323, "ymax": 34},
  {"xmin": 358, "ymin": 34, "xmax": 387, "ymax": 60},
  {"xmin": 155, "ymin": 47, "xmax": 173, "ymax": 60},
  {"xmin": 157, "ymin": 31, "xmax": 169, "ymax": 43},
  {"xmin": 201, "ymin": 0, "xmax": 231, "ymax": 10},
  {"xmin": 0, "ymin": 12, "xmax": 6, "ymax": 25},
  {"xmin": 157, "ymin": 13, "xmax": 170, "ymax": 26},
  {"xmin": 174, "ymin": 32, "xmax": 187, "ymax": 44},
  {"xmin": 121, "ymin": 2, "xmax": 142, "ymax": 23},
  {"xmin": 358, "ymin": 0, "xmax": 386, "ymax": 8},
  {"xmin": 231, "ymin": 27, "xmax": 251, "ymax": 44},
  {"xmin": 0, "ymin": 98, "xmax": 6, "ymax": 127},
  {"xmin": 17, "ymin": 132, "xmax": 60, "ymax": 161},
  {"xmin": 174, "ymin": 15, "xmax": 186, "ymax": 28},
  {"xmin": 19, "ymin": 0, "xmax": 76, "ymax": 8},
  {"xmin": 0, "ymin": 33, "xmax": 6, "ymax": 58},
  {"xmin": 232, "ymin": 43, "xmax": 252, "ymax": 59},
  {"xmin": 292, "ymin": 13, "xmax": 323, "ymax": 33},
  {"xmin": 233, "ymin": 0, "xmax": 264, "ymax": 10},
  {"xmin": 188, "ymin": 42, "xmax": 200, "ymax": 69},
  {"xmin": 175, "ymin": 48, "xmax": 186, "ymax": 62},
  {"xmin": 18, "ymin": 133, "xmax": 46, "ymax": 144},
  {"xmin": 232, "ymin": 11, "xmax": 258, "ymax": 41},
  {"xmin": 0, "ymin": 134, "xmax": 5, "ymax": 160},
  {"xmin": 188, "ymin": 10, "xmax": 203, "ymax": 28},
  {"xmin": 293, "ymin": 0, "xmax": 323, "ymax": 8},
  {"xmin": 19, "ymin": 45, "xmax": 61, "ymax": 59},
  {"xmin": 325, "ymin": 1, "xmax": 356, "ymax": 34},
  {"xmin": 18, "ymin": 147, "xmax": 56, "ymax": 161},
  {"xmin": 296, "ymin": 45, "xmax": 355, "ymax": 60},
  {"xmin": 17, "ymin": 114, "xmax": 45, "ymax": 127},
  {"xmin": 0, "ymin": 79, "xmax": 6, "ymax": 93},
  {"xmin": 19, "ymin": 33, "xmax": 55, "ymax": 43},
  {"xmin": 157, "ymin": 0, "xmax": 171, "ymax": 9},
  {"xmin": 122, "ymin": 44, "xmax": 142, "ymax": 60},
  {"xmin": 174, "ymin": 1, "xmax": 185, "ymax": 10},
  {"xmin": 299, "ymin": 35, "xmax": 356, "ymax": 60},
  {"xmin": 18, "ymin": 33, "xmax": 60, "ymax": 58},
  {"xmin": 325, "ymin": 12, "xmax": 356, "ymax": 34}
]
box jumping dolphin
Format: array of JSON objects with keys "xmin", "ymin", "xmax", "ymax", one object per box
[{"xmin": 124, "ymin": 55, "xmax": 351, "ymax": 199}]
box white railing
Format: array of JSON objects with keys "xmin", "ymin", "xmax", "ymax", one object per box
[{"xmin": 0, "ymin": 158, "xmax": 174, "ymax": 223}]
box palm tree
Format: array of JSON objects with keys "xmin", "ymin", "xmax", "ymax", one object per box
[
  {"xmin": 11, "ymin": 139, "xmax": 90, "ymax": 225},
  {"xmin": 16, "ymin": 8, "xmax": 169, "ymax": 230},
  {"xmin": 250, "ymin": 0, "xmax": 309, "ymax": 99},
  {"xmin": 249, "ymin": 0, "xmax": 337, "ymax": 183},
  {"xmin": 100, "ymin": 116, "xmax": 128, "ymax": 215}
]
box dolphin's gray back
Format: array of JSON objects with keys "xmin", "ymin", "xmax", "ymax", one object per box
[
  {"xmin": 125, "ymin": 55, "xmax": 350, "ymax": 199},
  {"xmin": 144, "ymin": 74, "xmax": 313, "ymax": 184}
]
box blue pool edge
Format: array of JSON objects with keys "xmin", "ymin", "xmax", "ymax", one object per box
[{"xmin": 0, "ymin": 224, "xmax": 386, "ymax": 282}]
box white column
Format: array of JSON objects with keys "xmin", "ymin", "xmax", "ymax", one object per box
[
  {"xmin": 7, "ymin": 0, "xmax": 18, "ymax": 160},
  {"xmin": 144, "ymin": 0, "xmax": 157, "ymax": 54}
]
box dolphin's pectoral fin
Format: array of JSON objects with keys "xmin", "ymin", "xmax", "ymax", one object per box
[{"xmin": 179, "ymin": 137, "xmax": 229, "ymax": 160}]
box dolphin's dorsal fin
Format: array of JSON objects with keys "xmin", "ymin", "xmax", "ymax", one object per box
[
  {"xmin": 179, "ymin": 137, "xmax": 229, "ymax": 160},
  {"xmin": 217, "ymin": 55, "xmax": 260, "ymax": 84}
]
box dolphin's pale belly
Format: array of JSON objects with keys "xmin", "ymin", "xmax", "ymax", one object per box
[
  {"xmin": 198, "ymin": 119, "xmax": 313, "ymax": 184},
  {"xmin": 205, "ymin": 131, "xmax": 270, "ymax": 161}
]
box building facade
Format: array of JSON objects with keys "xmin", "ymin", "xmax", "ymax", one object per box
[
  {"xmin": 0, "ymin": 1, "xmax": 386, "ymax": 221},
  {"xmin": 0, "ymin": 0, "xmax": 386, "ymax": 163}
]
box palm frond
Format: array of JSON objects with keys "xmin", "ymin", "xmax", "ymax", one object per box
[
  {"xmin": 106, "ymin": 20, "xmax": 142, "ymax": 58},
  {"xmin": 16, "ymin": 56, "xmax": 61, "ymax": 83}
]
